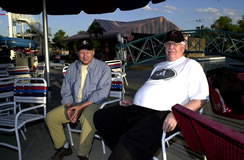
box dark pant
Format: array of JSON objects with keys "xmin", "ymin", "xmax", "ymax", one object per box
[{"xmin": 94, "ymin": 105, "xmax": 175, "ymax": 160}]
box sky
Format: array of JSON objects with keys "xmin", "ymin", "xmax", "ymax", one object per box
[{"xmin": 0, "ymin": 0, "xmax": 244, "ymax": 38}]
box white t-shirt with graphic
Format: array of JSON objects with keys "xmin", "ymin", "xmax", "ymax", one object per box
[{"xmin": 133, "ymin": 56, "xmax": 209, "ymax": 111}]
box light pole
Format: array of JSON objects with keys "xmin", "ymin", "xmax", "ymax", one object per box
[
  {"xmin": 196, "ymin": 19, "xmax": 204, "ymax": 30},
  {"xmin": 195, "ymin": 19, "xmax": 205, "ymax": 52}
]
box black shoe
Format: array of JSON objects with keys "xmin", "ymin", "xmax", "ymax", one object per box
[
  {"xmin": 50, "ymin": 147, "xmax": 72, "ymax": 160},
  {"xmin": 78, "ymin": 156, "xmax": 89, "ymax": 160}
]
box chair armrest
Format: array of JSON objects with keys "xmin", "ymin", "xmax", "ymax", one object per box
[
  {"xmin": 15, "ymin": 104, "xmax": 46, "ymax": 123},
  {"xmin": 100, "ymin": 99, "xmax": 121, "ymax": 109},
  {"xmin": 164, "ymin": 131, "xmax": 181, "ymax": 142},
  {"xmin": 0, "ymin": 102, "xmax": 16, "ymax": 114}
]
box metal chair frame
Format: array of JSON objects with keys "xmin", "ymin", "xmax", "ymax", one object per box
[
  {"xmin": 159, "ymin": 106, "xmax": 205, "ymax": 160},
  {"xmin": 0, "ymin": 77, "xmax": 15, "ymax": 102},
  {"xmin": 0, "ymin": 77, "xmax": 47, "ymax": 160},
  {"xmin": 105, "ymin": 59, "xmax": 128, "ymax": 86},
  {"xmin": 62, "ymin": 65, "xmax": 69, "ymax": 77}
]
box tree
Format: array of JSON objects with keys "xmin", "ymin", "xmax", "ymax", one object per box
[
  {"xmin": 195, "ymin": 25, "xmax": 211, "ymax": 38},
  {"xmin": 52, "ymin": 30, "xmax": 69, "ymax": 50},
  {"xmin": 87, "ymin": 22, "xmax": 104, "ymax": 56},
  {"xmin": 87, "ymin": 22, "xmax": 104, "ymax": 39},
  {"xmin": 210, "ymin": 16, "xmax": 241, "ymax": 32},
  {"xmin": 211, "ymin": 16, "xmax": 233, "ymax": 31},
  {"xmin": 16, "ymin": 29, "xmax": 36, "ymax": 39},
  {"xmin": 237, "ymin": 15, "xmax": 244, "ymax": 33},
  {"xmin": 210, "ymin": 15, "xmax": 244, "ymax": 33}
]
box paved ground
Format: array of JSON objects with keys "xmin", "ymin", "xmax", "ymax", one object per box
[{"xmin": 1, "ymin": 57, "xmax": 243, "ymax": 160}]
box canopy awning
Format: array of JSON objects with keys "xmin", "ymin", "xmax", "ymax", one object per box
[{"xmin": 0, "ymin": 0, "xmax": 165, "ymax": 15}]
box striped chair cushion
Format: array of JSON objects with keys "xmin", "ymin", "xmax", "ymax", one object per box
[
  {"xmin": 0, "ymin": 83, "xmax": 14, "ymax": 94},
  {"xmin": 8, "ymin": 69, "xmax": 30, "ymax": 75},
  {"xmin": 111, "ymin": 81, "xmax": 123, "ymax": 91},
  {"xmin": 14, "ymin": 86, "xmax": 47, "ymax": 97}
]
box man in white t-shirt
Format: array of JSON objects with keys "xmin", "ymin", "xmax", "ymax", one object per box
[{"xmin": 94, "ymin": 30, "xmax": 209, "ymax": 160}]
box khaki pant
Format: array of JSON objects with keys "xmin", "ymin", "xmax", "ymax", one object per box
[{"xmin": 45, "ymin": 103, "xmax": 100, "ymax": 156}]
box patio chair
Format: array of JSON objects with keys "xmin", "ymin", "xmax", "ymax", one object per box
[
  {"xmin": 0, "ymin": 64, "xmax": 10, "ymax": 78},
  {"xmin": 0, "ymin": 77, "xmax": 47, "ymax": 160},
  {"xmin": 62, "ymin": 65, "xmax": 69, "ymax": 77},
  {"xmin": 0, "ymin": 77, "xmax": 15, "ymax": 102},
  {"xmin": 207, "ymin": 73, "xmax": 244, "ymax": 120},
  {"xmin": 191, "ymin": 106, "xmax": 244, "ymax": 160},
  {"xmin": 8, "ymin": 66, "xmax": 31, "ymax": 78},
  {"xmin": 34, "ymin": 63, "xmax": 45, "ymax": 77},
  {"xmin": 0, "ymin": 77, "xmax": 28, "ymax": 140},
  {"xmin": 105, "ymin": 59, "xmax": 128, "ymax": 86},
  {"xmin": 0, "ymin": 77, "xmax": 15, "ymax": 115},
  {"xmin": 0, "ymin": 63, "xmax": 11, "ymax": 69},
  {"xmin": 66, "ymin": 72, "xmax": 124, "ymax": 154},
  {"xmin": 170, "ymin": 104, "xmax": 206, "ymax": 160},
  {"xmin": 0, "ymin": 70, "xmax": 9, "ymax": 78},
  {"xmin": 159, "ymin": 104, "xmax": 205, "ymax": 160}
]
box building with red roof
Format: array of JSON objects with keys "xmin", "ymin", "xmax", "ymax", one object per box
[{"xmin": 65, "ymin": 16, "xmax": 181, "ymax": 60}]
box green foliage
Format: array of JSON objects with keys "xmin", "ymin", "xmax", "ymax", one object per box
[
  {"xmin": 48, "ymin": 39, "xmax": 53, "ymax": 49},
  {"xmin": 52, "ymin": 30, "xmax": 69, "ymax": 50},
  {"xmin": 210, "ymin": 15, "xmax": 244, "ymax": 33},
  {"xmin": 211, "ymin": 16, "xmax": 232, "ymax": 31},
  {"xmin": 195, "ymin": 25, "xmax": 211, "ymax": 38},
  {"xmin": 86, "ymin": 22, "xmax": 105, "ymax": 55},
  {"xmin": 87, "ymin": 22, "xmax": 104, "ymax": 39},
  {"xmin": 91, "ymin": 39, "xmax": 101, "ymax": 50},
  {"xmin": 237, "ymin": 15, "xmax": 244, "ymax": 33},
  {"xmin": 193, "ymin": 15, "xmax": 244, "ymax": 55}
]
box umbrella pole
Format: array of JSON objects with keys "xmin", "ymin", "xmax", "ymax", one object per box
[{"xmin": 42, "ymin": 0, "xmax": 51, "ymax": 100}]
